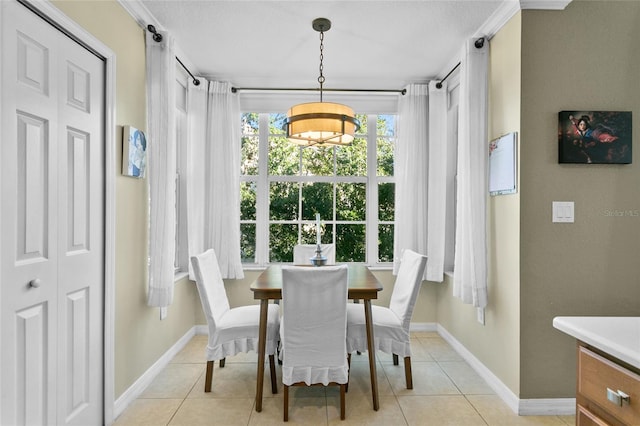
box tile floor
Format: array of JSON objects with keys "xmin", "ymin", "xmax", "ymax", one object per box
[{"xmin": 114, "ymin": 332, "xmax": 576, "ymax": 425}]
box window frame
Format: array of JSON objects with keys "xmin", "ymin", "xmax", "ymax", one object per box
[
  {"xmin": 444, "ymin": 76, "xmax": 461, "ymax": 273},
  {"xmin": 240, "ymin": 112, "xmax": 396, "ymax": 268},
  {"xmin": 174, "ymin": 66, "xmax": 189, "ymax": 276}
]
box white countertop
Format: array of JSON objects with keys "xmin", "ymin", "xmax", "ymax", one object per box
[{"xmin": 553, "ymin": 316, "xmax": 640, "ymax": 370}]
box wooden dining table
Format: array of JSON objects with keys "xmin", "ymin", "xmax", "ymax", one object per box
[{"xmin": 250, "ymin": 264, "xmax": 383, "ymax": 412}]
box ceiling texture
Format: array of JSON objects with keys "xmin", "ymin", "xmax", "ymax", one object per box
[{"xmin": 125, "ymin": 1, "xmax": 567, "ymax": 92}]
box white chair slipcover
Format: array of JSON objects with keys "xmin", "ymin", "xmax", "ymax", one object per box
[
  {"xmin": 191, "ymin": 249, "xmax": 280, "ymax": 393},
  {"xmin": 345, "ymin": 249, "xmax": 427, "ymax": 389},
  {"xmin": 280, "ymin": 264, "xmax": 349, "ymax": 420},
  {"xmin": 293, "ymin": 244, "xmax": 336, "ymax": 265}
]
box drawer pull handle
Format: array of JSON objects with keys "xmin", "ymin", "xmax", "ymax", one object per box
[{"xmin": 607, "ymin": 388, "xmax": 630, "ymax": 406}]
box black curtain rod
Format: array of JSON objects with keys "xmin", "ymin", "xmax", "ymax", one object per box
[
  {"xmin": 147, "ymin": 25, "xmax": 201, "ymax": 86},
  {"xmin": 436, "ymin": 37, "xmax": 485, "ymax": 89},
  {"xmin": 231, "ymin": 87, "xmax": 406, "ymax": 95}
]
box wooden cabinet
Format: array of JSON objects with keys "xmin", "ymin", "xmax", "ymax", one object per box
[{"xmin": 577, "ymin": 344, "xmax": 640, "ymax": 426}]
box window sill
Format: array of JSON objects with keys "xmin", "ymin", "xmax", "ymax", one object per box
[{"xmin": 174, "ymin": 270, "xmax": 189, "ymax": 283}]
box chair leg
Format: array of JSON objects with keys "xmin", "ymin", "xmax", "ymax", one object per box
[
  {"xmin": 204, "ymin": 360, "xmax": 214, "ymax": 392},
  {"xmin": 340, "ymin": 383, "xmax": 346, "ymax": 420},
  {"xmin": 219, "ymin": 357, "xmax": 225, "ymax": 368},
  {"xmin": 346, "ymin": 353, "xmax": 351, "ymax": 393},
  {"xmin": 353, "ymin": 299, "xmax": 361, "ymax": 356},
  {"xmin": 404, "ymin": 356, "xmax": 413, "ymax": 389},
  {"xmin": 269, "ymin": 354, "xmax": 278, "ymax": 394},
  {"xmin": 283, "ymin": 385, "xmax": 289, "ymax": 421},
  {"xmin": 393, "ymin": 354, "xmax": 399, "ymax": 365}
]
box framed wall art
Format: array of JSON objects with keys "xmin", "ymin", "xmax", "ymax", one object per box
[
  {"xmin": 122, "ymin": 125, "xmax": 147, "ymax": 178},
  {"xmin": 558, "ymin": 111, "xmax": 631, "ymax": 164}
]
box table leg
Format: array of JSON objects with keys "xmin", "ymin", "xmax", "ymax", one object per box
[
  {"xmin": 255, "ymin": 299, "xmax": 269, "ymax": 412},
  {"xmin": 363, "ymin": 299, "xmax": 379, "ymax": 411}
]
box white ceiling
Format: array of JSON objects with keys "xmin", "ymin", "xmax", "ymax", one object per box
[{"xmin": 128, "ymin": 1, "xmax": 554, "ymax": 91}]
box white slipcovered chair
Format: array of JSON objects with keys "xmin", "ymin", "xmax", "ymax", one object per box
[
  {"xmin": 190, "ymin": 249, "xmax": 280, "ymax": 394},
  {"xmin": 293, "ymin": 243, "xmax": 336, "ymax": 265},
  {"xmin": 346, "ymin": 249, "xmax": 427, "ymax": 389},
  {"xmin": 280, "ymin": 265, "xmax": 349, "ymax": 421}
]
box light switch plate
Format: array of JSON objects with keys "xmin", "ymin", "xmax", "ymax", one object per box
[{"xmin": 552, "ymin": 201, "xmax": 574, "ymax": 223}]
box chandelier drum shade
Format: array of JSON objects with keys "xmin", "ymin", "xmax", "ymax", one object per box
[
  {"xmin": 285, "ymin": 102, "xmax": 359, "ymax": 146},
  {"xmin": 283, "ymin": 18, "xmax": 360, "ymax": 147}
]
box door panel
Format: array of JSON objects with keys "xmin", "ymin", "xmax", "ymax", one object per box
[
  {"xmin": 17, "ymin": 112, "xmax": 50, "ymax": 261},
  {"xmin": 16, "ymin": 302, "xmax": 50, "ymax": 425},
  {"xmin": 1, "ymin": 2, "xmax": 104, "ymax": 425},
  {"xmin": 56, "ymin": 14, "xmax": 104, "ymax": 425}
]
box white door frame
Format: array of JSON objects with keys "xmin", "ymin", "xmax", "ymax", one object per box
[{"xmin": 0, "ymin": 1, "xmax": 117, "ymax": 424}]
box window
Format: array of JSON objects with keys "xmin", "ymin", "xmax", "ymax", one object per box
[
  {"xmin": 240, "ymin": 112, "xmax": 395, "ymax": 266},
  {"xmin": 445, "ymin": 82, "xmax": 460, "ymax": 273},
  {"xmin": 174, "ymin": 67, "xmax": 189, "ymax": 274}
]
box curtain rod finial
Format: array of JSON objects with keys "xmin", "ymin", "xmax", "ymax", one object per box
[{"xmin": 147, "ymin": 24, "xmax": 163, "ymax": 42}]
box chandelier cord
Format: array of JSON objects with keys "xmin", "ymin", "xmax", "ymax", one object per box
[{"xmin": 318, "ymin": 30, "xmax": 325, "ymax": 102}]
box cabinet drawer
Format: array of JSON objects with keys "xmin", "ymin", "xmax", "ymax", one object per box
[
  {"xmin": 577, "ymin": 404, "xmax": 611, "ymax": 426},
  {"xmin": 578, "ymin": 346, "xmax": 640, "ymax": 425}
]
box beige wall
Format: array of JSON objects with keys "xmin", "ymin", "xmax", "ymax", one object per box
[
  {"xmin": 51, "ymin": 0, "xmax": 200, "ymax": 399},
  {"xmin": 520, "ymin": 0, "xmax": 640, "ymax": 398},
  {"xmin": 436, "ymin": 13, "xmax": 523, "ymax": 395}
]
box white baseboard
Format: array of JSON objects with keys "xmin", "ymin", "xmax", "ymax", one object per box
[
  {"xmin": 113, "ymin": 326, "xmax": 197, "ymax": 420},
  {"xmin": 518, "ymin": 398, "xmax": 576, "ymax": 416},
  {"xmin": 409, "ymin": 322, "xmax": 438, "ymax": 332},
  {"xmin": 436, "ymin": 324, "xmax": 575, "ymax": 416},
  {"xmin": 194, "ymin": 324, "xmax": 208, "ymax": 335}
]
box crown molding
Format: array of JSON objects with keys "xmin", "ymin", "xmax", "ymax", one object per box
[
  {"xmin": 473, "ymin": 0, "xmax": 521, "ymax": 40},
  {"xmin": 117, "ymin": 0, "xmax": 199, "ymax": 76},
  {"xmin": 520, "ymin": 0, "xmax": 573, "ymax": 10},
  {"xmin": 473, "ymin": 0, "xmax": 572, "ymax": 41},
  {"xmin": 117, "ymin": 0, "xmax": 157, "ymax": 29},
  {"xmin": 437, "ymin": 0, "xmax": 572, "ymax": 78}
]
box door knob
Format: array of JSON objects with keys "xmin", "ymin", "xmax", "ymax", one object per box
[{"xmin": 29, "ymin": 278, "xmax": 41, "ymax": 288}]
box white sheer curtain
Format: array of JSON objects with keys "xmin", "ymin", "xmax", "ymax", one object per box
[
  {"xmin": 186, "ymin": 80, "xmax": 244, "ymax": 279},
  {"xmin": 394, "ymin": 83, "xmax": 448, "ymax": 280},
  {"xmin": 394, "ymin": 84, "xmax": 429, "ymax": 276},
  {"xmin": 453, "ymin": 38, "xmax": 489, "ymax": 308},
  {"xmin": 146, "ymin": 29, "xmax": 176, "ymax": 307},
  {"xmin": 186, "ymin": 82, "xmax": 207, "ymax": 279},
  {"xmin": 426, "ymin": 81, "xmax": 448, "ymax": 282}
]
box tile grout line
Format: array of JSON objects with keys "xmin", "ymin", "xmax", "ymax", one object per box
[{"xmin": 169, "ymin": 367, "xmax": 204, "ymax": 425}]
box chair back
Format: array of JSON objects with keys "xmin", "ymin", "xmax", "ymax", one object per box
[
  {"xmin": 389, "ymin": 249, "xmax": 427, "ymax": 330},
  {"xmin": 190, "ymin": 249, "xmax": 231, "ymax": 329},
  {"xmin": 281, "ymin": 265, "xmax": 349, "ymax": 386},
  {"xmin": 293, "ymin": 244, "xmax": 336, "ymax": 265}
]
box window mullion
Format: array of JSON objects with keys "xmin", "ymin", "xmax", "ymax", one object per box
[
  {"xmin": 298, "ymin": 147, "xmax": 303, "ymax": 244},
  {"xmin": 366, "ymin": 114, "xmax": 379, "ymax": 265},
  {"xmin": 256, "ymin": 113, "xmax": 270, "ymax": 265}
]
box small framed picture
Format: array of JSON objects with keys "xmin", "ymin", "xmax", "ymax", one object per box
[
  {"xmin": 558, "ymin": 111, "xmax": 632, "ymax": 164},
  {"xmin": 122, "ymin": 125, "xmax": 147, "ymax": 177}
]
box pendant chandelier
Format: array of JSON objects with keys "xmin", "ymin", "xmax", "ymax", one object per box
[{"xmin": 283, "ymin": 18, "xmax": 360, "ymax": 147}]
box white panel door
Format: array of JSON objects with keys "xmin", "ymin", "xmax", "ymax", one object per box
[{"xmin": 1, "ymin": 1, "xmax": 105, "ymax": 425}]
